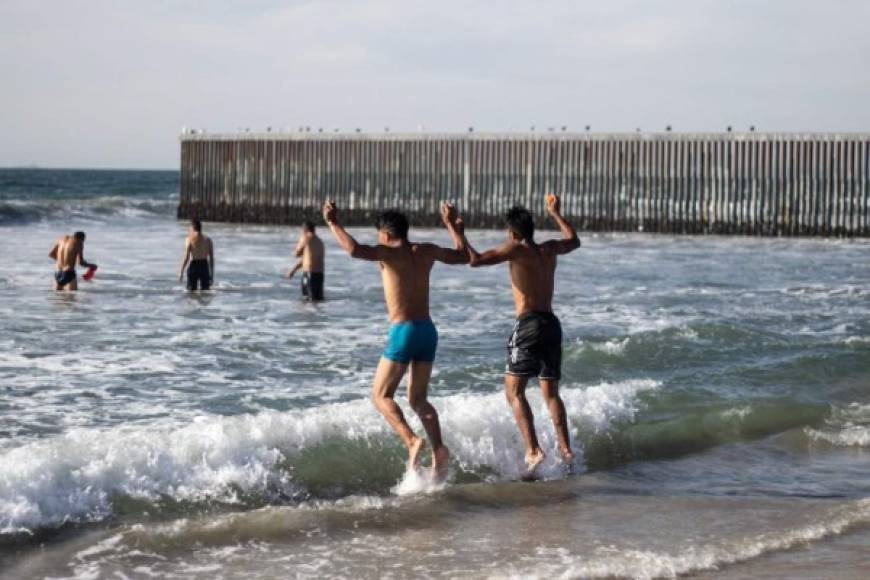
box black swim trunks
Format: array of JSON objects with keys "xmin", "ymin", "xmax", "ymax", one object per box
[
  {"xmin": 506, "ymin": 311, "xmax": 562, "ymax": 380},
  {"xmin": 187, "ymin": 259, "xmax": 211, "ymax": 291},
  {"xmin": 55, "ymin": 269, "xmax": 76, "ymax": 287},
  {"xmin": 301, "ymin": 271, "xmax": 324, "ymax": 301}
]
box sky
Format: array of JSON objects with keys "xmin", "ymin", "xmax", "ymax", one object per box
[{"xmin": 1, "ymin": 0, "xmax": 869, "ymax": 169}]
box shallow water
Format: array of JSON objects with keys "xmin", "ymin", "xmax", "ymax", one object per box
[{"xmin": 1, "ymin": 169, "xmax": 869, "ymax": 579}]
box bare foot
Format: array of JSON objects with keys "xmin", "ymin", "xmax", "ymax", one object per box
[
  {"xmin": 408, "ymin": 437, "xmax": 426, "ymax": 470},
  {"xmin": 525, "ymin": 448, "xmax": 546, "ymax": 473},
  {"xmin": 560, "ymin": 447, "xmax": 576, "ymax": 464},
  {"xmin": 432, "ymin": 445, "xmax": 450, "ymax": 482}
]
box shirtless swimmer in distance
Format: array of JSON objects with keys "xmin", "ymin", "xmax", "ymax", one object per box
[
  {"xmin": 179, "ymin": 219, "xmax": 214, "ymax": 291},
  {"xmin": 49, "ymin": 231, "xmax": 96, "ymax": 291}
]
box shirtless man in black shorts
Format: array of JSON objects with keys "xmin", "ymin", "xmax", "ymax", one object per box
[
  {"xmin": 462, "ymin": 194, "xmax": 581, "ymax": 472},
  {"xmin": 287, "ymin": 221, "xmax": 325, "ymax": 301},
  {"xmin": 48, "ymin": 231, "xmax": 96, "ymax": 291},
  {"xmin": 178, "ymin": 219, "xmax": 214, "ymax": 291}
]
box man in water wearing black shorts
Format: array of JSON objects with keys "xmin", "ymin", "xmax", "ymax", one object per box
[
  {"xmin": 178, "ymin": 219, "xmax": 214, "ymax": 291},
  {"xmin": 463, "ymin": 195, "xmax": 580, "ymax": 473},
  {"xmin": 286, "ymin": 220, "xmax": 325, "ymax": 301},
  {"xmin": 48, "ymin": 231, "xmax": 96, "ymax": 291}
]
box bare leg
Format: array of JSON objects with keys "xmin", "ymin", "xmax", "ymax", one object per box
[
  {"xmin": 505, "ymin": 374, "xmax": 545, "ymax": 471},
  {"xmin": 540, "ymin": 379, "xmax": 574, "ymax": 463},
  {"xmin": 408, "ymin": 361, "xmax": 450, "ymax": 480},
  {"xmin": 372, "ymin": 357, "xmax": 424, "ymax": 469},
  {"xmin": 68, "ymin": 278, "xmax": 78, "ymax": 291}
]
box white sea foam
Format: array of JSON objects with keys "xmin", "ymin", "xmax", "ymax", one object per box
[
  {"xmin": 805, "ymin": 403, "xmax": 870, "ymax": 448},
  {"xmin": 579, "ymin": 337, "xmax": 631, "ymax": 356},
  {"xmin": 720, "ymin": 406, "xmax": 752, "ymax": 420},
  {"xmin": 806, "ymin": 425, "xmax": 870, "ymax": 447},
  {"xmin": 0, "ymin": 380, "xmax": 657, "ymax": 534},
  {"xmin": 392, "ymin": 468, "xmax": 449, "ymax": 496},
  {"xmin": 502, "ymin": 499, "xmax": 870, "ymax": 580}
]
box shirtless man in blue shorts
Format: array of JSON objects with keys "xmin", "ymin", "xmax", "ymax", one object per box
[
  {"xmin": 463, "ymin": 194, "xmax": 581, "ymax": 473},
  {"xmin": 322, "ymin": 200, "xmax": 466, "ymax": 480}
]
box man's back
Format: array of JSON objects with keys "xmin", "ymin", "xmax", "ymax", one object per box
[
  {"xmin": 303, "ymin": 234, "xmax": 325, "ymax": 273},
  {"xmin": 187, "ymin": 233, "xmax": 211, "ymax": 260},
  {"xmin": 508, "ymin": 243, "xmax": 558, "ymax": 316},
  {"xmin": 56, "ymin": 236, "xmax": 79, "ymax": 271},
  {"xmin": 379, "ymin": 243, "xmax": 435, "ymax": 323}
]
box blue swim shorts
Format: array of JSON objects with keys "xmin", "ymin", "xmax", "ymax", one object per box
[{"xmin": 383, "ymin": 318, "xmax": 438, "ymax": 363}]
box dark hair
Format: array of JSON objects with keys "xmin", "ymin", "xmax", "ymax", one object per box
[
  {"xmin": 191, "ymin": 219, "xmax": 202, "ymax": 233},
  {"xmin": 376, "ymin": 210, "xmax": 409, "ymax": 240},
  {"xmin": 302, "ymin": 220, "xmax": 315, "ymax": 233},
  {"xmin": 73, "ymin": 231, "xmax": 86, "ymax": 241},
  {"xmin": 505, "ymin": 206, "xmax": 534, "ymax": 241}
]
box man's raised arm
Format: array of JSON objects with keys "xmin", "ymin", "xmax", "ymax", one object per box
[
  {"xmin": 322, "ymin": 200, "xmax": 382, "ymax": 261},
  {"xmin": 542, "ymin": 193, "xmax": 581, "ymax": 255},
  {"xmin": 467, "ymin": 239, "xmax": 517, "ymax": 268},
  {"xmin": 433, "ymin": 202, "xmax": 469, "ymax": 265}
]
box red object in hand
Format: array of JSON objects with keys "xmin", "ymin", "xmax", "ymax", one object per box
[{"xmin": 83, "ymin": 265, "xmax": 98, "ymax": 281}]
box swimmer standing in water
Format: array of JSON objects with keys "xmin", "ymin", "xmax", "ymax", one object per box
[
  {"xmin": 178, "ymin": 219, "xmax": 214, "ymax": 291},
  {"xmin": 287, "ymin": 220, "xmax": 325, "ymax": 301},
  {"xmin": 49, "ymin": 231, "xmax": 96, "ymax": 291}
]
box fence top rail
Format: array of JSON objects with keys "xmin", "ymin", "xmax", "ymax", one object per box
[{"xmin": 180, "ymin": 131, "xmax": 870, "ymax": 143}]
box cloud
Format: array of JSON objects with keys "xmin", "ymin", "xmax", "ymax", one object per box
[{"xmin": 0, "ymin": 0, "xmax": 868, "ymax": 168}]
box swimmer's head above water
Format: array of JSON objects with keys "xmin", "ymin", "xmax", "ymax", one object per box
[
  {"xmin": 505, "ymin": 206, "xmax": 534, "ymax": 243},
  {"xmin": 302, "ymin": 220, "xmax": 316, "ymax": 233},
  {"xmin": 73, "ymin": 231, "xmax": 86, "ymax": 242},
  {"xmin": 375, "ymin": 210, "xmax": 409, "ymax": 243}
]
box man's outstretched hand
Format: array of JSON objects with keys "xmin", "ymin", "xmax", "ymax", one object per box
[
  {"xmin": 322, "ymin": 199, "xmax": 337, "ymax": 225},
  {"xmin": 546, "ymin": 193, "xmax": 562, "ymax": 216}
]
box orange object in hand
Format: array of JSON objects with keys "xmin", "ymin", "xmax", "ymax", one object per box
[{"xmin": 547, "ymin": 193, "xmax": 556, "ymax": 204}]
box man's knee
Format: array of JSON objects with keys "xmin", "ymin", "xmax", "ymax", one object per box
[
  {"xmin": 504, "ymin": 383, "xmax": 523, "ymax": 404},
  {"xmin": 541, "ymin": 380, "xmax": 560, "ymax": 400},
  {"xmin": 371, "ymin": 391, "xmax": 393, "ymax": 409},
  {"xmin": 408, "ymin": 392, "xmax": 429, "ymax": 413}
]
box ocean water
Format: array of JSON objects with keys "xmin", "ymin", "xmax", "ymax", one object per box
[{"xmin": 1, "ymin": 168, "xmax": 869, "ymax": 579}]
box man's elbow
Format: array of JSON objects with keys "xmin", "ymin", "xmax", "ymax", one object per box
[
  {"xmin": 348, "ymin": 244, "xmax": 363, "ymax": 259},
  {"xmin": 565, "ymin": 235, "xmax": 580, "ymax": 251},
  {"xmin": 468, "ymin": 256, "xmax": 483, "ymax": 267}
]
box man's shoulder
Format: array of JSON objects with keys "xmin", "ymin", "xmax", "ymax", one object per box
[{"xmin": 411, "ymin": 242, "xmax": 439, "ymax": 252}]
